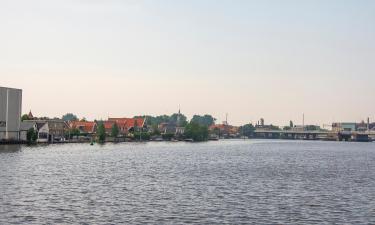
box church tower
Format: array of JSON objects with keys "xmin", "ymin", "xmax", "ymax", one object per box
[
  {"xmin": 28, "ymin": 110, "xmax": 34, "ymax": 119},
  {"xmin": 177, "ymin": 106, "xmax": 181, "ymax": 127}
]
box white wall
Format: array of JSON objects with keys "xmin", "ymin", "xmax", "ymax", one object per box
[{"xmin": 0, "ymin": 87, "xmax": 22, "ymax": 140}]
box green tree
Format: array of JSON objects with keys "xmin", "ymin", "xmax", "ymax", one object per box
[
  {"xmin": 97, "ymin": 122, "xmax": 106, "ymax": 143},
  {"xmin": 184, "ymin": 122, "xmax": 209, "ymax": 142},
  {"xmin": 26, "ymin": 128, "xmax": 38, "ymax": 144},
  {"xmin": 134, "ymin": 132, "xmax": 150, "ymax": 141},
  {"xmin": 162, "ymin": 133, "xmax": 175, "ymax": 140},
  {"xmin": 170, "ymin": 113, "xmax": 188, "ymax": 125},
  {"xmin": 111, "ymin": 123, "xmax": 119, "ymax": 137},
  {"xmin": 239, "ymin": 124, "xmax": 255, "ymax": 137},
  {"xmin": 136, "ymin": 114, "xmax": 188, "ymax": 127},
  {"xmin": 151, "ymin": 124, "xmax": 161, "ymax": 135},
  {"xmin": 191, "ymin": 115, "xmax": 216, "ymax": 127},
  {"xmin": 21, "ymin": 114, "xmax": 30, "ymax": 121},
  {"xmin": 62, "ymin": 113, "xmax": 78, "ymax": 122},
  {"xmin": 289, "ymin": 120, "xmax": 294, "ymax": 128},
  {"xmin": 134, "ymin": 119, "xmax": 139, "ymax": 132},
  {"xmin": 69, "ymin": 128, "xmax": 80, "ymax": 138},
  {"xmin": 212, "ymin": 127, "xmax": 221, "ymax": 137}
]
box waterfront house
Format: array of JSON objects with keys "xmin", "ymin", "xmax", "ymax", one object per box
[
  {"xmin": 26, "ymin": 120, "xmax": 68, "ymax": 143},
  {"xmin": 157, "ymin": 109, "xmax": 185, "ymax": 135},
  {"xmin": 102, "ymin": 121, "xmax": 116, "ymax": 134},
  {"xmin": 19, "ymin": 121, "xmax": 38, "ymax": 141},
  {"xmin": 158, "ymin": 122, "xmax": 185, "ymax": 135},
  {"xmin": 209, "ymin": 124, "xmax": 239, "ymax": 138},
  {"xmin": 108, "ymin": 117, "xmax": 146, "ymax": 134},
  {"xmin": 69, "ymin": 121, "xmax": 97, "ymax": 134}
]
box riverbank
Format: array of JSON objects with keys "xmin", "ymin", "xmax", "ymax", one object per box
[{"xmin": 1, "ymin": 136, "xmax": 373, "ymax": 146}]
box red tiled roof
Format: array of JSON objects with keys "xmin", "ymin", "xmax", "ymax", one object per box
[
  {"xmin": 70, "ymin": 121, "xmax": 96, "ymax": 133},
  {"xmin": 108, "ymin": 117, "xmax": 145, "ymax": 130},
  {"xmin": 209, "ymin": 124, "xmax": 239, "ymax": 133},
  {"xmin": 209, "ymin": 124, "xmax": 227, "ymax": 130},
  {"xmin": 102, "ymin": 121, "xmax": 115, "ymax": 130}
]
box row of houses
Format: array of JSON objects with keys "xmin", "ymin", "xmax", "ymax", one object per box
[
  {"xmin": 2, "ymin": 117, "xmax": 147, "ymax": 143},
  {"xmin": 69, "ymin": 117, "xmax": 146, "ymax": 136},
  {"xmin": 209, "ymin": 123, "xmax": 240, "ymax": 138}
]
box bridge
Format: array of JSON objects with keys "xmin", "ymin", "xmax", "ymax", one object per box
[{"xmin": 254, "ymin": 129, "xmax": 373, "ymax": 142}]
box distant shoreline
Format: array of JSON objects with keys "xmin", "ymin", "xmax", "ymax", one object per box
[{"xmin": 0, "ymin": 137, "xmax": 373, "ymax": 146}]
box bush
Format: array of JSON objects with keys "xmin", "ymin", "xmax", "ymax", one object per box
[
  {"xmin": 162, "ymin": 133, "xmax": 175, "ymax": 140},
  {"xmin": 26, "ymin": 128, "xmax": 38, "ymax": 144},
  {"xmin": 239, "ymin": 124, "xmax": 255, "ymax": 137},
  {"xmin": 184, "ymin": 122, "xmax": 209, "ymax": 142},
  {"xmin": 69, "ymin": 128, "xmax": 80, "ymax": 139},
  {"xmin": 111, "ymin": 123, "xmax": 119, "ymax": 137},
  {"xmin": 97, "ymin": 123, "xmax": 106, "ymax": 143},
  {"xmin": 133, "ymin": 132, "xmax": 150, "ymax": 141}
]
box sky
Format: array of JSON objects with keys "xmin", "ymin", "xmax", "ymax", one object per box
[{"xmin": 1, "ymin": 0, "xmax": 374, "ymax": 126}]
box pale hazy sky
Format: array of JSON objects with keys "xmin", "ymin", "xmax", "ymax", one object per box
[{"xmin": 1, "ymin": 0, "xmax": 374, "ymax": 126}]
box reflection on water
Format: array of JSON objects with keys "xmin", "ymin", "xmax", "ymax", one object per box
[
  {"xmin": 0, "ymin": 140, "xmax": 374, "ymax": 224},
  {"xmin": 0, "ymin": 144, "xmax": 21, "ymax": 153}
]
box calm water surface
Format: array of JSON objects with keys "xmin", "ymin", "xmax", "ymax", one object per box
[{"xmin": 0, "ymin": 140, "xmax": 374, "ymax": 224}]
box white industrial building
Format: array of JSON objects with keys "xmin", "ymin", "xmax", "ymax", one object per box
[{"xmin": 0, "ymin": 86, "xmax": 22, "ymax": 141}]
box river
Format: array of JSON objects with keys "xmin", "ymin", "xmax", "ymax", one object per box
[{"xmin": 0, "ymin": 140, "xmax": 374, "ymax": 224}]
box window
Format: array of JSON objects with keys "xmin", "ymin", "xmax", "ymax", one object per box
[{"xmin": 39, "ymin": 132, "xmax": 48, "ymax": 139}]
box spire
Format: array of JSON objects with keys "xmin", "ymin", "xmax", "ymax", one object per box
[
  {"xmin": 28, "ymin": 110, "xmax": 34, "ymax": 119},
  {"xmin": 177, "ymin": 105, "xmax": 181, "ymax": 126}
]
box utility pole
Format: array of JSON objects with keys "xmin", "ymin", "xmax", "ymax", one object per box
[{"xmin": 302, "ymin": 113, "xmax": 305, "ymax": 131}]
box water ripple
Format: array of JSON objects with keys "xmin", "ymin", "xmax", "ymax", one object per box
[{"xmin": 0, "ymin": 140, "xmax": 374, "ymax": 224}]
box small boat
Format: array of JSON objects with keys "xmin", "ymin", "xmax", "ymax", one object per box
[{"xmin": 184, "ymin": 138, "xmax": 194, "ymax": 142}]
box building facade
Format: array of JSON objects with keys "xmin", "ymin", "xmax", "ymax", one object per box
[
  {"xmin": 19, "ymin": 121, "xmax": 38, "ymax": 141},
  {"xmin": 69, "ymin": 121, "xmax": 97, "ymax": 134},
  {"xmin": 0, "ymin": 87, "xmax": 22, "ymax": 141},
  {"xmin": 108, "ymin": 117, "xmax": 146, "ymax": 135},
  {"xmin": 36, "ymin": 120, "xmax": 68, "ymax": 143}
]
